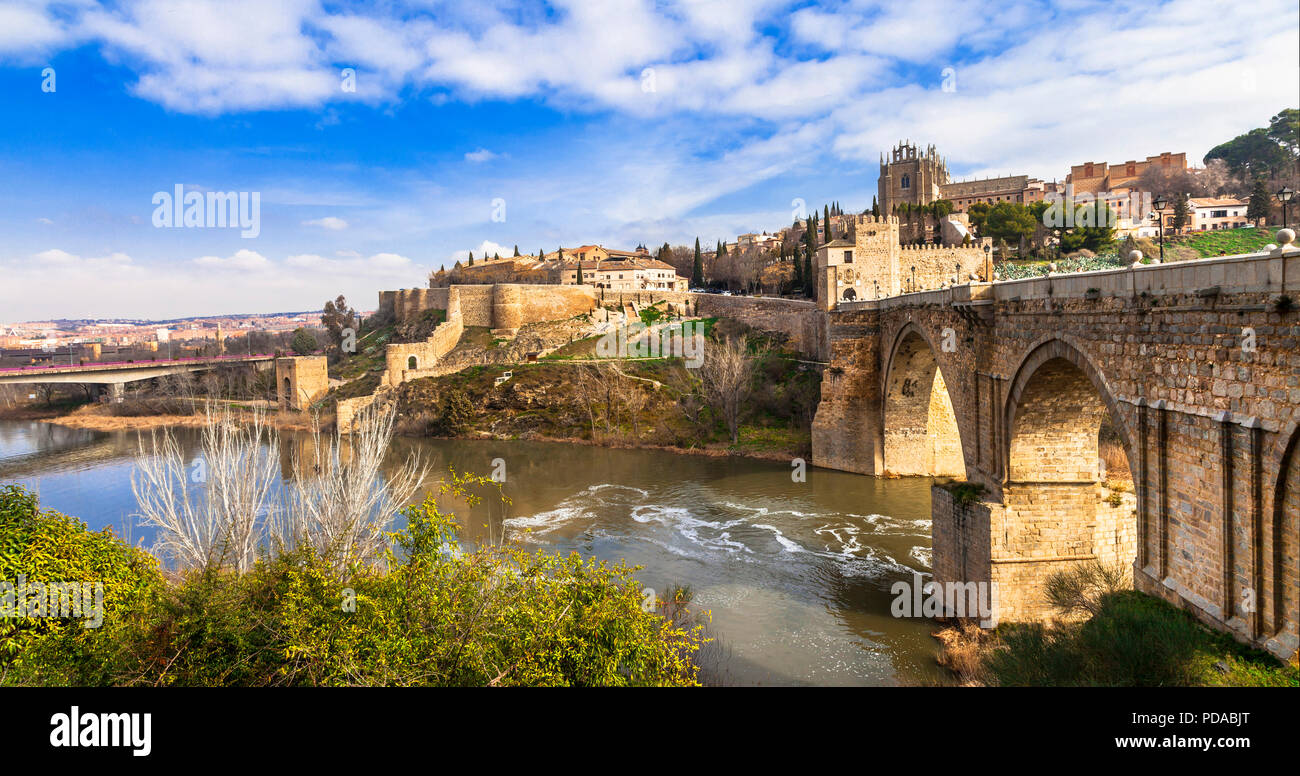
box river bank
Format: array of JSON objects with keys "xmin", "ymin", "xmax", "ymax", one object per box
[{"xmin": 15, "ymin": 398, "xmax": 810, "ymax": 464}]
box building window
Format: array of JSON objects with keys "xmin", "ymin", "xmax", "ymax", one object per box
[
  {"xmin": 843, "ymin": 250, "xmax": 853, "ymax": 263},
  {"xmin": 901, "ymin": 174, "xmax": 910, "ymax": 189}
]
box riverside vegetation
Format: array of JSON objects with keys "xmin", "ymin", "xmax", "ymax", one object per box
[
  {"xmin": 934, "ymin": 562, "xmax": 1299, "ymax": 687},
  {"xmin": 0, "ymin": 403, "xmax": 705, "ymax": 686}
]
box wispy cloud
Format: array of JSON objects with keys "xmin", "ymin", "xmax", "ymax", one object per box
[{"xmin": 303, "ymin": 216, "xmax": 349, "ymax": 230}]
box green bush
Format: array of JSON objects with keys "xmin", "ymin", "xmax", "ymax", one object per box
[
  {"xmin": 984, "ymin": 590, "xmax": 1299, "ymax": 687},
  {"xmin": 1, "ymin": 482, "xmax": 703, "ymax": 686},
  {"xmin": 0, "ymin": 484, "xmax": 163, "ymax": 685}
]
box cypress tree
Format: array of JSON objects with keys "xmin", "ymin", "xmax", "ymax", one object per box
[
  {"xmin": 872, "ymin": 196, "xmax": 879, "ymax": 218},
  {"xmin": 513, "ymin": 245, "xmax": 520, "ymax": 256},
  {"xmin": 1247, "ymin": 179, "xmax": 1272, "ymax": 225},
  {"xmin": 692, "ymin": 238, "xmax": 704, "ymax": 287},
  {"xmin": 468, "ymin": 251, "xmax": 474, "ymax": 266}
]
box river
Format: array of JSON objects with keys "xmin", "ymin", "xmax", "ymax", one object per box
[{"xmin": 0, "ymin": 419, "xmax": 946, "ymax": 686}]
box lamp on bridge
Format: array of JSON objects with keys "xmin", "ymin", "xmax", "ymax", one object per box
[
  {"xmin": 1279, "ymin": 186, "xmax": 1294, "ymax": 229},
  {"xmin": 910, "ymin": 265, "xmax": 916, "ymax": 293},
  {"xmin": 1151, "ymin": 194, "xmax": 1168, "ymax": 262},
  {"xmin": 983, "ymin": 243, "xmax": 993, "ymax": 282}
]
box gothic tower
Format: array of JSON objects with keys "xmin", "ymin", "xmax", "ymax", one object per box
[{"xmin": 878, "ymin": 141, "xmax": 950, "ymax": 215}]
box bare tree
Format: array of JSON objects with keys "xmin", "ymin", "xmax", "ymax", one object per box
[
  {"xmin": 132, "ymin": 403, "xmax": 279, "ymax": 573},
  {"xmin": 274, "ymin": 400, "xmax": 427, "ymax": 573},
  {"xmin": 572, "ymin": 364, "xmax": 603, "ymax": 439},
  {"xmin": 612, "ymin": 371, "xmax": 650, "ymax": 438},
  {"xmin": 132, "ymin": 400, "xmax": 427, "ymax": 576},
  {"xmin": 693, "ymin": 334, "xmax": 765, "ymax": 444}
]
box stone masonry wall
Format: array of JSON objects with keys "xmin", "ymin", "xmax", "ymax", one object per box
[{"xmin": 815, "ymin": 247, "xmax": 1300, "ymax": 657}]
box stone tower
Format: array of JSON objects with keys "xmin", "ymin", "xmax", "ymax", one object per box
[
  {"xmin": 275, "ymin": 356, "xmax": 329, "ymax": 411},
  {"xmin": 816, "ymin": 215, "xmax": 903, "ymax": 309},
  {"xmin": 878, "ymin": 141, "xmax": 950, "ymax": 215}
]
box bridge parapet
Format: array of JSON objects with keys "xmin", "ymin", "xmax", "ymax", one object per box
[{"xmin": 991, "ymin": 249, "xmax": 1297, "ymax": 302}]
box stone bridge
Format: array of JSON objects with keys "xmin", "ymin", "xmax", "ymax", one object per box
[{"xmin": 811, "ymin": 236, "xmax": 1300, "ymax": 660}]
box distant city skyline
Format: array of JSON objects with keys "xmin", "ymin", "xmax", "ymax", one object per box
[{"xmin": 2, "ymin": 0, "xmax": 1296, "ymax": 320}]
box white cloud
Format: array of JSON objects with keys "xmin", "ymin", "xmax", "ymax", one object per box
[
  {"xmin": 1, "ymin": 247, "xmax": 424, "ymax": 320},
  {"xmin": 0, "ymin": 1, "xmax": 74, "ymax": 58},
  {"xmin": 193, "ymin": 249, "xmax": 271, "ymax": 271},
  {"xmin": 451, "ymin": 241, "xmax": 515, "ymax": 262},
  {"xmin": 464, "ymin": 148, "xmax": 500, "ymax": 163},
  {"xmin": 303, "ymin": 216, "xmax": 349, "ymax": 230}
]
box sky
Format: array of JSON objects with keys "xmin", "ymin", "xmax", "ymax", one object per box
[{"xmin": 1, "ymin": 0, "xmax": 1296, "ymax": 321}]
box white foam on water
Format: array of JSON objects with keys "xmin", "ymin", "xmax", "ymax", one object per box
[
  {"xmin": 752, "ymin": 523, "xmax": 805, "ymax": 554},
  {"xmin": 910, "ymin": 546, "xmax": 933, "ymax": 568},
  {"xmin": 633, "ymin": 504, "xmax": 753, "ymax": 555},
  {"xmin": 504, "ymin": 482, "xmax": 648, "ymax": 535}
]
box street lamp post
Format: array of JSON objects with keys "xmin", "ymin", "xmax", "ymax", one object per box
[
  {"xmin": 1152, "ymin": 195, "xmax": 1168, "ymax": 261},
  {"xmin": 1279, "ymin": 186, "xmax": 1295, "ymax": 229},
  {"xmin": 910, "ymin": 265, "xmax": 916, "ymax": 292}
]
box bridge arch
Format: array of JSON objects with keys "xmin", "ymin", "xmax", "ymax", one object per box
[
  {"xmin": 1003, "ymin": 337, "xmax": 1136, "ymax": 476},
  {"xmin": 881, "ymin": 321, "xmax": 967, "ymax": 478},
  {"xmin": 997, "ymin": 338, "xmax": 1138, "ymax": 619},
  {"xmin": 1270, "ymin": 422, "xmax": 1300, "ymax": 640}
]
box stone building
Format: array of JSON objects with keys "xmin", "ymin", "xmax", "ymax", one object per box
[
  {"xmin": 1065, "ymin": 151, "xmax": 1188, "ymax": 195},
  {"xmin": 878, "ymin": 141, "xmax": 950, "ymax": 214}
]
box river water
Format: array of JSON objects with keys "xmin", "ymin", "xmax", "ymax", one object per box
[{"xmin": 0, "ymin": 419, "xmax": 946, "ymax": 686}]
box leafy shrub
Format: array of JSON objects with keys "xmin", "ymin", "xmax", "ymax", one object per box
[
  {"xmin": 1, "ymin": 481, "xmax": 702, "ymax": 686},
  {"xmin": 983, "ymin": 591, "xmax": 1298, "ymax": 687},
  {"xmin": 0, "ymin": 485, "xmax": 162, "ymax": 685}
]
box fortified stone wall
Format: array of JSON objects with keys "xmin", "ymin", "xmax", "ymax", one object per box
[
  {"xmin": 379, "ymin": 288, "xmax": 450, "ymax": 322},
  {"xmin": 898, "ymin": 244, "xmax": 989, "ymax": 290}
]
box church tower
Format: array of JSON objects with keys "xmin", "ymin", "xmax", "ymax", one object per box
[{"xmin": 878, "ymin": 141, "xmax": 950, "ymax": 215}]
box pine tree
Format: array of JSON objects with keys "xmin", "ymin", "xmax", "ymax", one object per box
[{"xmin": 692, "ymin": 238, "xmax": 704, "ymax": 287}]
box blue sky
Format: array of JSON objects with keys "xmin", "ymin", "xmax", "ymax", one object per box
[{"xmin": 1, "ymin": 0, "xmax": 1296, "ymax": 320}]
